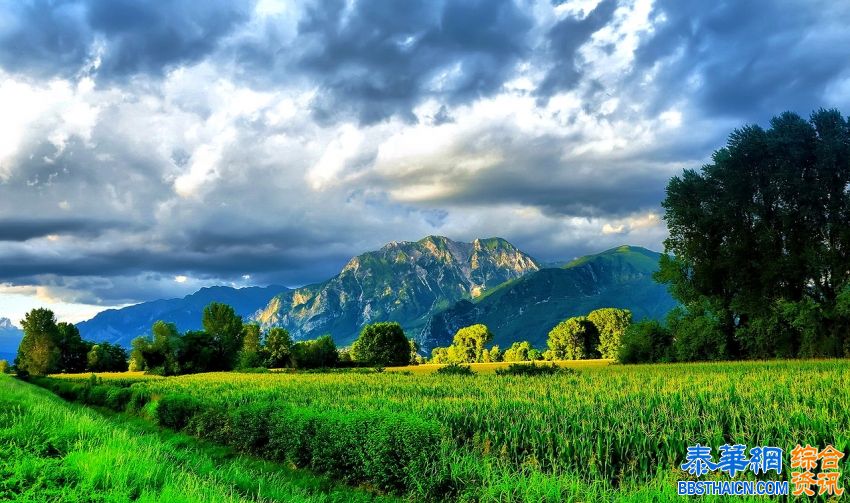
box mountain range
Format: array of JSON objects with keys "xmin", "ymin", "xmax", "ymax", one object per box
[
  {"xmin": 77, "ymin": 236, "xmax": 676, "ymax": 353},
  {"xmin": 77, "ymin": 285, "xmax": 286, "ymax": 347},
  {"xmin": 418, "ymin": 245, "xmax": 677, "ymax": 350},
  {"xmin": 0, "ymin": 317, "xmax": 23, "ymax": 362}
]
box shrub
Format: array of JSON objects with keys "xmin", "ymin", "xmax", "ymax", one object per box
[
  {"xmin": 105, "ymin": 387, "xmax": 133, "ymax": 411},
  {"xmin": 126, "ymin": 387, "xmax": 152, "ymax": 414},
  {"xmin": 618, "ymin": 320, "xmax": 672, "ymax": 364},
  {"xmin": 435, "ymin": 363, "xmax": 475, "ymax": 376},
  {"xmin": 495, "ymin": 362, "xmax": 572, "ymax": 376},
  {"xmin": 84, "ymin": 385, "xmax": 109, "ymax": 406},
  {"xmin": 156, "ymin": 393, "xmax": 201, "ymax": 430}
]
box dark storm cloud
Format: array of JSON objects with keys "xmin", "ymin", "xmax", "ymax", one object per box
[
  {"xmin": 295, "ymin": 0, "xmax": 534, "ymax": 124},
  {"xmin": 632, "ymin": 0, "xmax": 850, "ymax": 119},
  {"xmin": 0, "ymin": 218, "xmax": 125, "ymax": 241},
  {"xmin": 536, "ymin": 0, "xmax": 618, "ymax": 98},
  {"xmin": 0, "ymin": 0, "xmax": 253, "ymax": 80},
  {"xmin": 1, "ymin": 0, "xmax": 849, "ymax": 309}
]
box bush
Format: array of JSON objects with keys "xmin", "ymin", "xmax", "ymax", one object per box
[
  {"xmin": 126, "ymin": 387, "xmax": 152, "ymax": 414},
  {"xmin": 618, "ymin": 320, "xmax": 672, "ymax": 364},
  {"xmin": 435, "ymin": 363, "xmax": 475, "ymax": 376},
  {"xmin": 495, "ymin": 362, "xmax": 572, "ymax": 376},
  {"xmin": 84, "ymin": 385, "xmax": 109, "ymax": 406},
  {"xmin": 105, "ymin": 387, "xmax": 133, "ymax": 411},
  {"xmin": 156, "ymin": 393, "xmax": 201, "ymax": 430}
]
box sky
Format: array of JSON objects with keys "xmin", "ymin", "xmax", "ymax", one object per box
[{"xmin": 1, "ymin": 0, "xmax": 849, "ymax": 325}]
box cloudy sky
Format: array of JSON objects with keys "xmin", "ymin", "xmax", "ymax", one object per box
[{"xmin": 1, "ymin": 0, "xmax": 849, "ymax": 324}]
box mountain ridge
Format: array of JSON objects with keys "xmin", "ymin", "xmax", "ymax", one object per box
[
  {"xmin": 0, "ymin": 317, "xmax": 23, "ymax": 362},
  {"xmin": 78, "ymin": 285, "xmax": 287, "ymax": 347},
  {"xmin": 74, "ymin": 238, "xmax": 675, "ymax": 352},
  {"xmin": 417, "ymin": 245, "xmax": 677, "ymax": 351},
  {"xmin": 253, "ymin": 235, "xmax": 541, "ymax": 345}
]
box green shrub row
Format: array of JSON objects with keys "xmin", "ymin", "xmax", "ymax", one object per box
[{"xmin": 32, "ymin": 377, "xmax": 449, "ymax": 498}]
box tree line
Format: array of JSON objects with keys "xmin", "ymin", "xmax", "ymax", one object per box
[
  {"xmin": 14, "ymin": 308, "xmax": 127, "ymax": 376},
  {"xmin": 13, "ymin": 302, "xmax": 424, "ymax": 376},
  {"xmin": 430, "ymin": 308, "xmax": 633, "ymax": 364}
]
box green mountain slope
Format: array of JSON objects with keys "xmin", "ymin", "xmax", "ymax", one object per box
[
  {"xmin": 418, "ymin": 246, "xmax": 677, "ymax": 351},
  {"xmin": 254, "ymin": 236, "xmax": 540, "ymax": 345}
]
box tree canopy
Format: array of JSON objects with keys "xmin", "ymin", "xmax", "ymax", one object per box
[
  {"xmin": 350, "ymin": 322, "xmax": 410, "ymax": 367},
  {"xmin": 546, "ymin": 316, "xmax": 600, "ymax": 360},
  {"xmin": 658, "ymin": 109, "xmax": 850, "ymax": 359}
]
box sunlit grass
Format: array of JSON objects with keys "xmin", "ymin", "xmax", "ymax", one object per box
[{"xmin": 0, "ymin": 375, "xmax": 396, "ymax": 502}]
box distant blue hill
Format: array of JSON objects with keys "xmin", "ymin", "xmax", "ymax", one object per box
[
  {"xmin": 77, "ymin": 285, "xmax": 287, "ymax": 347},
  {"xmin": 0, "ymin": 317, "xmax": 23, "ymax": 362}
]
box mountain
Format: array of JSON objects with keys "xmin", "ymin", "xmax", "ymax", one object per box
[
  {"xmin": 0, "ymin": 317, "xmax": 23, "ymax": 362},
  {"xmin": 78, "ymin": 285, "xmax": 287, "ymax": 347},
  {"xmin": 254, "ymin": 236, "xmax": 541, "ymax": 345},
  {"xmin": 418, "ymin": 245, "xmax": 677, "ymax": 351}
]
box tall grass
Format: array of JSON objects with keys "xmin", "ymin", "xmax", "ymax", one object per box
[
  {"xmin": 0, "ymin": 375, "xmax": 395, "ymax": 502},
  {"xmin": 36, "ymin": 359, "xmax": 850, "ymax": 501}
]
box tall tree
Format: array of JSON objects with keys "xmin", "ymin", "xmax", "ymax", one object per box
[
  {"xmin": 263, "ymin": 327, "xmax": 293, "ymax": 368},
  {"xmin": 587, "ymin": 308, "xmax": 632, "ymax": 360},
  {"xmin": 56, "ymin": 322, "xmax": 91, "ymax": 373},
  {"xmin": 238, "ymin": 323, "xmax": 263, "ymax": 369},
  {"xmin": 16, "ymin": 308, "xmax": 61, "ymax": 376},
  {"xmin": 658, "ymin": 109, "xmax": 850, "ymax": 358},
  {"xmin": 201, "ymin": 302, "xmax": 244, "ymax": 370},
  {"xmin": 448, "ymin": 324, "xmax": 493, "ymax": 363},
  {"xmin": 351, "ymin": 322, "xmax": 411, "ymax": 367},
  {"xmin": 546, "ymin": 316, "xmax": 600, "ymax": 360}
]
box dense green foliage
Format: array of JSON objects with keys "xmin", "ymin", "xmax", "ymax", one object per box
[
  {"xmin": 0, "ymin": 375, "xmax": 395, "ymax": 502},
  {"xmin": 350, "ymin": 322, "xmax": 411, "ymax": 367},
  {"xmin": 35, "ymin": 360, "xmax": 850, "ymax": 501},
  {"xmin": 431, "ymin": 324, "xmax": 507, "ymax": 364},
  {"xmin": 293, "ymin": 335, "xmax": 340, "ymax": 369},
  {"xmin": 16, "ymin": 308, "xmax": 112, "ymax": 375},
  {"xmin": 617, "ymin": 320, "xmax": 673, "ymax": 364},
  {"xmin": 87, "ymin": 342, "xmax": 128, "ymax": 372},
  {"xmin": 494, "ymin": 362, "xmax": 569, "ymax": 376},
  {"xmin": 545, "ymin": 317, "xmax": 600, "ymax": 360},
  {"xmin": 586, "ymin": 308, "xmax": 631, "ymax": 360},
  {"xmin": 202, "ymin": 302, "xmax": 245, "ymax": 370},
  {"xmin": 658, "ymin": 109, "xmax": 850, "ymax": 360}
]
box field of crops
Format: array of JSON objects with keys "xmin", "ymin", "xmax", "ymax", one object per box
[
  {"xmin": 32, "ymin": 360, "xmax": 850, "ymax": 501},
  {"xmin": 0, "ymin": 375, "xmax": 393, "ymax": 502}
]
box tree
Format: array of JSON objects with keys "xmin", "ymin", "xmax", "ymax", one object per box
[
  {"xmin": 587, "ymin": 308, "xmax": 632, "ymax": 360},
  {"xmin": 489, "ymin": 344, "xmax": 502, "ymax": 362},
  {"xmin": 546, "ymin": 316, "xmax": 600, "ymax": 360},
  {"xmin": 263, "ymin": 327, "xmax": 293, "ymax": 368},
  {"xmin": 293, "ymin": 335, "xmax": 338, "ymax": 369},
  {"xmin": 55, "ymin": 322, "xmax": 91, "ymax": 373},
  {"xmin": 618, "ymin": 320, "xmax": 672, "ymax": 364},
  {"xmin": 202, "ymin": 302, "xmax": 244, "ymax": 370},
  {"xmin": 238, "ymin": 323, "xmax": 263, "ymax": 369},
  {"xmin": 448, "ymin": 324, "xmax": 493, "ymax": 363},
  {"xmin": 16, "ymin": 308, "xmax": 61, "ymax": 376},
  {"xmin": 0, "ymin": 360, "xmax": 8, "ymax": 374},
  {"xmin": 178, "ymin": 330, "xmax": 214, "ymax": 374},
  {"xmin": 87, "ymin": 342, "xmax": 127, "ymax": 372},
  {"xmin": 503, "ymin": 341, "xmax": 535, "ymax": 362},
  {"xmin": 431, "ymin": 347, "xmax": 449, "ymax": 364},
  {"xmin": 350, "ymin": 322, "xmax": 410, "ymax": 367},
  {"xmin": 658, "ymin": 109, "xmax": 850, "ymax": 358}
]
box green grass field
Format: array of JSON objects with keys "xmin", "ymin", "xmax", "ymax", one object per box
[
  {"xmin": 0, "ymin": 375, "xmax": 395, "ymax": 502},
  {"xmin": 18, "ymin": 360, "xmax": 850, "ymax": 501}
]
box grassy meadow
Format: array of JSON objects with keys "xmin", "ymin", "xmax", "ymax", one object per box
[
  {"xmin": 0, "ymin": 374, "xmax": 395, "ymax": 502},
  {"xmin": 17, "ymin": 359, "xmax": 848, "ymax": 501}
]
